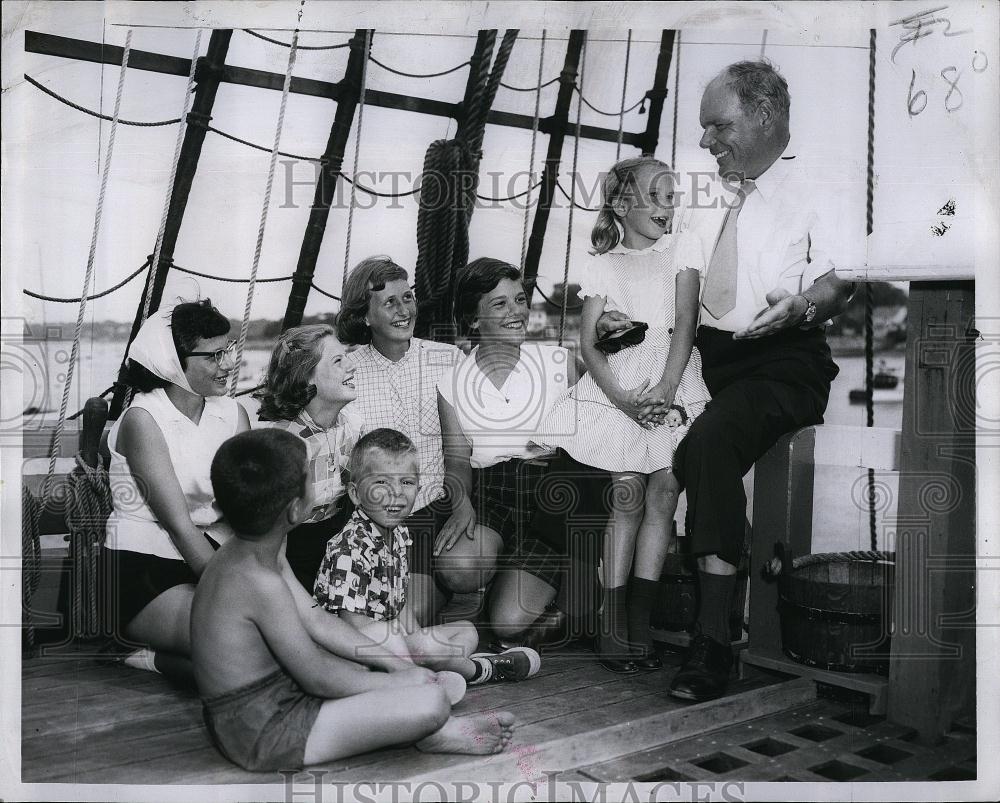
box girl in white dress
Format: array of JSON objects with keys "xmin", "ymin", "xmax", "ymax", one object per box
[{"xmin": 541, "ymin": 157, "xmax": 711, "ymax": 672}]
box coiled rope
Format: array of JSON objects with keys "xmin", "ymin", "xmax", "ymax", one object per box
[
  {"xmin": 66, "ymin": 453, "xmax": 113, "ymax": 640},
  {"xmin": 230, "ymin": 28, "xmax": 299, "ymax": 396},
  {"xmin": 520, "ymin": 30, "xmax": 546, "ymax": 271},
  {"xmin": 414, "ymin": 30, "xmax": 518, "ymax": 336},
  {"xmin": 559, "ymin": 32, "xmax": 587, "ymax": 346},
  {"xmin": 341, "ymin": 29, "xmax": 372, "ymax": 292},
  {"xmin": 22, "ymin": 486, "xmax": 41, "ymax": 655}
]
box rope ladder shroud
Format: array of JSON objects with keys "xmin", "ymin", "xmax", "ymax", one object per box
[
  {"xmin": 559, "ymin": 32, "xmax": 587, "ymax": 347},
  {"xmin": 108, "ymin": 29, "xmax": 235, "ymax": 421},
  {"xmin": 281, "ymin": 27, "xmax": 371, "ymax": 330},
  {"xmin": 519, "ymin": 30, "xmax": 547, "ymax": 272},
  {"xmin": 340, "ymin": 29, "xmax": 373, "ymax": 294},
  {"xmin": 230, "ymin": 28, "xmax": 300, "ymax": 396},
  {"xmin": 521, "ymin": 30, "xmax": 586, "ymax": 307},
  {"xmin": 36, "ymin": 30, "xmax": 133, "ymax": 551}
]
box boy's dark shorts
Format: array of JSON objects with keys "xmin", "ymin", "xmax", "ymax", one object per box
[{"xmin": 202, "ymin": 668, "xmax": 323, "ymax": 772}]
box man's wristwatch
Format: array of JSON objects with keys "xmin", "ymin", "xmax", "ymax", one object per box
[{"xmin": 798, "ymin": 295, "xmax": 818, "ymax": 326}]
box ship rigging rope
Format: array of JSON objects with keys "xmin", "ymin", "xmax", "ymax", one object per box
[
  {"xmin": 24, "ymin": 259, "xmax": 150, "ymax": 302},
  {"xmin": 534, "ymin": 282, "xmax": 584, "ymax": 312},
  {"xmin": 864, "ymin": 28, "xmax": 878, "ymax": 553},
  {"xmin": 500, "ymin": 75, "xmax": 559, "ymax": 92},
  {"xmin": 520, "ymin": 30, "xmax": 546, "ymax": 271},
  {"xmin": 141, "ymin": 31, "xmax": 203, "ymax": 326},
  {"xmin": 243, "ymin": 28, "xmax": 350, "ymax": 50},
  {"xmin": 555, "ymin": 179, "xmax": 600, "ymax": 212},
  {"xmin": 27, "ymin": 72, "xmax": 584, "ymax": 206},
  {"xmin": 342, "ymin": 29, "xmax": 372, "ymax": 292},
  {"xmin": 230, "ymin": 29, "xmax": 299, "ymax": 397},
  {"xmin": 24, "ymin": 74, "xmax": 181, "ymax": 126},
  {"xmin": 368, "ymin": 54, "xmax": 471, "ymax": 78},
  {"xmin": 38, "ymin": 30, "xmax": 133, "ymax": 544},
  {"xmin": 616, "ymin": 31, "xmax": 633, "ymax": 161},
  {"xmin": 559, "ymin": 32, "xmax": 587, "ymax": 347}
]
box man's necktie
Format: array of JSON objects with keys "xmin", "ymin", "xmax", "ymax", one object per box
[{"xmin": 701, "ymin": 180, "xmax": 756, "ymax": 319}]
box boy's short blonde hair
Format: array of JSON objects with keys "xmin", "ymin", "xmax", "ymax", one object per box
[{"xmin": 348, "ymin": 428, "xmax": 418, "ymax": 481}]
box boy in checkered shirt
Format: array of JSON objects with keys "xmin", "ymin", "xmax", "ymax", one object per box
[{"xmin": 314, "ymin": 428, "xmax": 541, "ymax": 685}]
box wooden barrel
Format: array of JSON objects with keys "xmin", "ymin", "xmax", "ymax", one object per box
[{"xmin": 778, "ymin": 551, "xmax": 894, "ymax": 675}]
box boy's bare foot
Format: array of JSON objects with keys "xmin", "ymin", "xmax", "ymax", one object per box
[
  {"xmin": 435, "ymin": 670, "xmax": 467, "ymax": 704},
  {"xmin": 415, "ymin": 711, "xmax": 516, "ymax": 755}
]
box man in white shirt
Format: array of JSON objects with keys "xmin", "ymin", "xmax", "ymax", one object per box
[{"xmin": 604, "ymin": 61, "xmax": 854, "ymax": 701}]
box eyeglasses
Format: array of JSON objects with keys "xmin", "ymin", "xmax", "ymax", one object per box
[{"xmin": 185, "ymin": 340, "xmax": 237, "ymax": 365}]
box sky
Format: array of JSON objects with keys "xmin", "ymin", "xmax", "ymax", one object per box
[{"xmin": 2, "ymin": 0, "xmax": 996, "ymax": 329}]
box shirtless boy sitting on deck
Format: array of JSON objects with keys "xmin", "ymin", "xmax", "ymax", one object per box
[{"xmin": 192, "ymin": 428, "xmax": 515, "ymax": 772}]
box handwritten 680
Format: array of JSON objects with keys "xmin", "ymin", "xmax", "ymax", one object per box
[{"xmin": 907, "ymin": 50, "xmax": 989, "ymax": 117}]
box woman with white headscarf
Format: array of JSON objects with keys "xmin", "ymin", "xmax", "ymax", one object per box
[{"xmin": 102, "ymin": 300, "xmax": 249, "ymax": 672}]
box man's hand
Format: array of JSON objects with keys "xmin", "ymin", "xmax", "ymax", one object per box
[
  {"xmin": 434, "ymin": 496, "xmax": 476, "ymax": 555},
  {"xmin": 733, "ymin": 288, "xmax": 808, "ymax": 340},
  {"xmin": 595, "ymin": 309, "xmax": 633, "ymax": 339}
]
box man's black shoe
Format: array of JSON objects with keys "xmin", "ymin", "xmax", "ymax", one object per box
[{"xmin": 668, "ymin": 633, "xmax": 733, "ymax": 701}]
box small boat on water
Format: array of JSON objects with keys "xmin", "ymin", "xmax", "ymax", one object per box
[{"xmin": 849, "ymin": 361, "xmax": 903, "ymax": 403}]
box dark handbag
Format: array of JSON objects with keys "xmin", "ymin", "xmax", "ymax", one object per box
[{"xmin": 594, "ymin": 321, "xmax": 648, "ymax": 355}]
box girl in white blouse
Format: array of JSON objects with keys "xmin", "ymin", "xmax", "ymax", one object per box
[
  {"xmin": 436, "ymin": 259, "xmax": 588, "ymax": 642},
  {"xmin": 542, "ymin": 157, "xmax": 712, "ymax": 672}
]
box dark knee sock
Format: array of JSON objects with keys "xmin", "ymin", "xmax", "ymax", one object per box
[
  {"xmin": 627, "ymin": 576, "xmax": 660, "ymax": 654},
  {"xmin": 598, "ymin": 585, "xmax": 631, "ymax": 658},
  {"xmin": 696, "ymin": 571, "xmax": 736, "ymax": 645}
]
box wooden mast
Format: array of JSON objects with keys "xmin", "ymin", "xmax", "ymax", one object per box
[
  {"xmin": 639, "ymin": 30, "xmax": 676, "ymax": 156},
  {"xmin": 521, "ymin": 30, "xmax": 585, "ymax": 306},
  {"xmin": 109, "ymin": 30, "xmax": 233, "ymax": 419},
  {"xmin": 281, "ymin": 29, "xmax": 372, "ymax": 331}
]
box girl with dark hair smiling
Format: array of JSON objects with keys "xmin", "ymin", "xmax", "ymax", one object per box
[{"xmin": 102, "ymin": 299, "xmax": 249, "ymax": 676}]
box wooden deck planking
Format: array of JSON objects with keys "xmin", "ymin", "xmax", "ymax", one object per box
[{"xmin": 20, "ymin": 650, "xmax": 799, "ymax": 785}]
